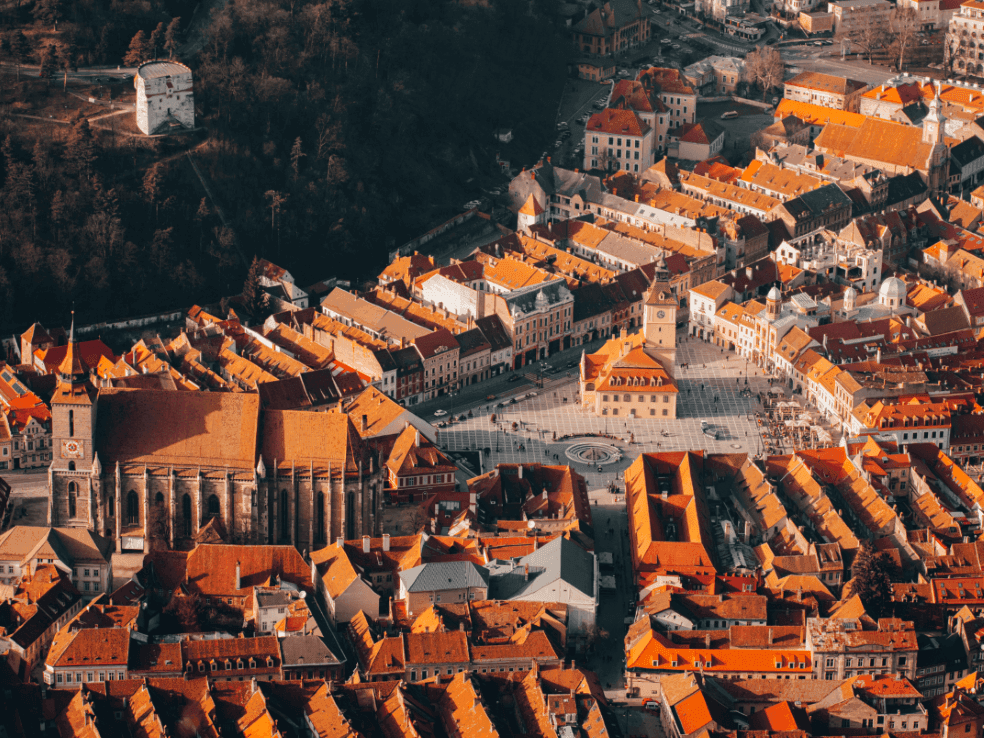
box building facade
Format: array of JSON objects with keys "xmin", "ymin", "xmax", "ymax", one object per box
[{"xmin": 134, "ymin": 60, "xmax": 195, "ymax": 136}]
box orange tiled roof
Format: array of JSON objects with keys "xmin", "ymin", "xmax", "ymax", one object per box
[
  {"xmin": 774, "ymin": 100, "xmax": 866, "ymax": 128},
  {"xmin": 586, "ymin": 108, "xmax": 651, "ymax": 138}
]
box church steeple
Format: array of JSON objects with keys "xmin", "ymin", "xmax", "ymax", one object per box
[
  {"xmin": 923, "ymin": 80, "xmax": 945, "ymax": 146},
  {"xmin": 58, "ymin": 311, "xmax": 85, "ymax": 383}
]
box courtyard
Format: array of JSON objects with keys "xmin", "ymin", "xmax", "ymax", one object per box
[{"xmin": 435, "ymin": 336, "xmax": 777, "ymax": 491}]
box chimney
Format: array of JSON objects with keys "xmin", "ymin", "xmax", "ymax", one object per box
[
  {"xmin": 705, "ymin": 633, "xmax": 711, "ymax": 649},
  {"xmin": 768, "ymin": 628, "xmax": 773, "ymax": 645},
  {"xmin": 235, "ymin": 561, "xmax": 241, "ymax": 591},
  {"xmin": 361, "ymin": 414, "xmax": 368, "ymax": 433},
  {"xmin": 518, "ymin": 466, "xmax": 523, "ymax": 479},
  {"xmin": 524, "ymin": 564, "xmax": 529, "ymax": 581},
  {"xmin": 383, "ymin": 533, "xmax": 390, "ymax": 552},
  {"xmin": 363, "ymin": 535, "xmax": 371, "ymax": 554},
  {"xmin": 336, "ymin": 536, "xmax": 344, "ymax": 548}
]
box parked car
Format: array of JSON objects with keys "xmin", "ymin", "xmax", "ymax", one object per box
[
  {"xmin": 671, "ymin": 43, "xmax": 681, "ymax": 49},
  {"xmin": 720, "ymin": 110, "xmax": 739, "ymax": 120},
  {"xmin": 434, "ymin": 409, "xmax": 448, "ymax": 417},
  {"xmin": 486, "ymin": 394, "xmax": 496, "ymax": 401},
  {"xmin": 527, "ymin": 392, "xmax": 538, "ymax": 398},
  {"xmin": 497, "ymin": 401, "xmax": 508, "ymax": 407},
  {"xmin": 508, "ymin": 374, "xmax": 522, "ymax": 382},
  {"xmin": 464, "ymin": 200, "xmax": 481, "ymax": 209}
]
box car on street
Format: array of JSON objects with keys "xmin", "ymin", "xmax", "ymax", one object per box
[
  {"xmin": 510, "ymin": 397, "xmax": 518, "ymax": 404},
  {"xmin": 508, "ymin": 374, "xmax": 522, "ymax": 382},
  {"xmin": 554, "ymin": 140, "xmax": 563, "ymax": 149},
  {"xmin": 434, "ymin": 409, "xmax": 448, "ymax": 417},
  {"xmin": 497, "ymin": 401, "xmax": 508, "ymax": 407},
  {"xmin": 720, "ymin": 110, "xmax": 739, "ymax": 119},
  {"xmin": 486, "ymin": 394, "xmax": 496, "ymax": 401},
  {"xmin": 527, "ymin": 392, "xmax": 538, "ymax": 398},
  {"xmin": 671, "ymin": 43, "xmax": 681, "ymax": 49},
  {"xmin": 463, "ymin": 200, "xmax": 481, "ymax": 210}
]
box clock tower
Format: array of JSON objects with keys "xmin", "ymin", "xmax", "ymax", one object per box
[
  {"xmin": 49, "ymin": 315, "xmax": 98, "ymax": 529},
  {"xmin": 643, "ymin": 283, "xmax": 678, "ymax": 374}
]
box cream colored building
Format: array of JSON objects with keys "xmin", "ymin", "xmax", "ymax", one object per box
[
  {"xmin": 580, "ymin": 273, "xmax": 679, "ymax": 419},
  {"xmin": 134, "ymin": 60, "xmax": 195, "ymax": 136},
  {"xmin": 949, "ymin": 0, "xmax": 984, "ymax": 76},
  {"xmin": 827, "ymin": 0, "xmax": 893, "ymax": 35}
]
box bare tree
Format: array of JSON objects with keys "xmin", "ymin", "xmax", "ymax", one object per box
[
  {"xmin": 745, "ymin": 46, "xmax": 784, "ymax": 101},
  {"xmin": 849, "ymin": 24, "xmax": 887, "ymax": 65},
  {"xmin": 890, "ymin": 7, "xmax": 919, "ymax": 71},
  {"xmin": 944, "ymin": 30, "xmax": 963, "ymax": 76}
]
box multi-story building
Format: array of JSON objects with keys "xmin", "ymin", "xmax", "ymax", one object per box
[
  {"xmin": 0, "ymin": 526, "xmax": 113, "ymax": 596},
  {"xmin": 499, "ymin": 281, "xmax": 574, "ymax": 369},
  {"xmin": 900, "ymin": 0, "xmax": 963, "ymax": 27},
  {"xmin": 581, "ymin": 281, "xmax": 679, "ymax": 419},
  {"xmin": 827, "ymin": 0, "xmax": 894, "ymax": 35},
  {"xmin": 384, "ymin": 425, "xmax": 458, "ymax": 520},
  {"xmin": 638, "ymin": 68, "xmax": 697, "ymax": 131},
  {"xmin": 768, "ymin": 184, "xmax": 854, "ymax": 245},
  {"xmin": 949, "ymin": 0, "xmax": 984, "ymax": 76},
  {"xmin": 625, "ymin": 623, "xmax": 813, "ymax": 701},
  {"xmin": 807, "ymin": 617, "xmax": 918, "ymax": 681},
  {"xmin": 688, "ymin": 279, "xmax": 734, "ymax": 340},
  {"xmin": 682, "ymin": 56, "xmax": 746, "ymax": 96},
  {"xmin": 850, "ymin": 399, "xmax": 953, "ymax": 451},
  {"xmin": 413, "ymin": 329, "xmax": 460, "ymax": 400},
  {"xmin": 783, "ymin": 72, "xmax": 869, "ymax": 112},
  {"xmin": 0, "ymin": 564, "xmax": 84, "ymax": 673},
  {"xmin": 390, "ymin": 344, "xmax": 425, "ymax": 406},
  {"xmin": 572, "ymin": 0, "xmax": 651, "ymax": 56},
  {"xmin": 584, "ymin": 108, "xmax": 656, "ymax": 174},
  {"xmin": 398, "ymin": 561, "xmax": 490, "ymax": 615}
]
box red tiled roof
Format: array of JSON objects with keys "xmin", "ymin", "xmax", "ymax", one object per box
[{"xmin": 586, "ymin": 109, "xmax": 650, "ymax": 138}]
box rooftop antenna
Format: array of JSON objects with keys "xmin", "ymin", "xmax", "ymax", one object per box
[{"xmin": 69, "ymin": 307, "xmax": 75, "ymax": 343}]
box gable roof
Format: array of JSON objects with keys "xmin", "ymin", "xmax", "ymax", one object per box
[
  {"xmin": 260, "ymin": 409, "xmax": 362, "ymax": 475},
  {"xmin": 586, "ymin": 108, "xmax": 651, "ymax": 138},
  {"xmin": 491, "ymin": 536, "xmax": 594, "ymax": 600},
  {"xmin": 94, "ymin": 389, "xmax": 259, "ymax": 469},
  {"xmin": 400, "ymin": 562, "xmax": 490, "ymax": 593}
]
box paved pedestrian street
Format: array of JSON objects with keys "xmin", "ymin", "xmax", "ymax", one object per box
[{"xmin": 435, "ymin": 337, "xmax": 777, "ymax": 490}]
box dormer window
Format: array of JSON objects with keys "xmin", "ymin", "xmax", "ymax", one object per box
[
  {"xmin": 225, "ymin": 660, "xmax": 231, "ymax": 670},
  {"xmin": 237, "ymin": 659, "xmax": 244, "ymax": 669},
  {"xmin": 266, "ymin": 657, "xmax": 274, "ymax": 667},
  {"xmin": 198, "ymin": 662, "xmax": 205, "ymax": 672}
]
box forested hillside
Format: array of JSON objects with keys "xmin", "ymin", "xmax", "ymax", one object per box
[{"xmin": 0, "ymin": 0, "xmax": 570, "ymax": 327}]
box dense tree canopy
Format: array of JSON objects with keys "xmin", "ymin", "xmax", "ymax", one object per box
[{"xmin": 0, "ymin": 0, "xmax": 570, "ymax": 328}]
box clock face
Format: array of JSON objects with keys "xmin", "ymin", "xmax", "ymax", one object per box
[
  {"xmin": 656, "ymin": 310, "xmax": 666, "ymax": 319},
  {"xmin": 62, "ymin": 440, "xmax": 84, "ymax": 459}
]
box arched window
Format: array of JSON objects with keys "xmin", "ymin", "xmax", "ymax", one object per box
[
  {"xmin": 127, "ymin": 491, "xmax": 139, "ymax": 526},
  {"xmin": 68, "ymin": 482, "xmax": 77, "ymax": 518},
  {"xmin": 182, "ymin": 494, "xmax": 192, "ymax": 537},
  {"xmin": 68, "ymin": 410, "xmax": 74, "ymax": 438},
  {"xmin": 155, "ymin": 492, "xmax": 164, "ymax": 505},
  {"xmin": 207, "ymin": 495, "xmax": 220, "ymax": 517},
  {"xmin": 316, "ymin": 492, "xmax": 325, "ymax": 543},
  {"xmin": 267, "ymin": 490, "xmax": 275, "ymax": 543},
  {"xmin": 280, "ymin": 490, "xmax": 289, "ymax": 540},
  {"xmin": 68, "ymin": 461, "xmax": 75, "ymax": 471}
]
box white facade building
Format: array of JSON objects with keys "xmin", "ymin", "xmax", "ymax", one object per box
[{"xmin": 135, "ymin": 60, "xmax": 195, "ymax": 136}]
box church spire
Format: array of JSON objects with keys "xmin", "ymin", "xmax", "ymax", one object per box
[{"xmin": 58, "ymin": 310, "xmax": 84, "ymax": 380}]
